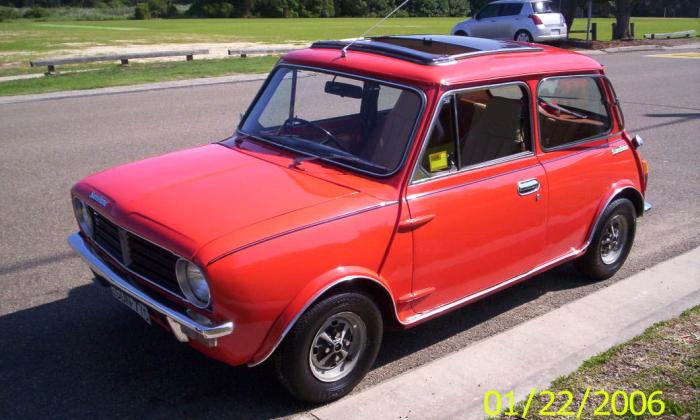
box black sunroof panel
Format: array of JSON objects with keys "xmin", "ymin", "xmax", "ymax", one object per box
[{"xmin": 311, "ymin": 35, "xmax": 542, "ymax": 65}]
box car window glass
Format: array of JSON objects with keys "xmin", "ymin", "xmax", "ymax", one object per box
[
  {"xmin": 294, "ymin": 72, "xmax": 363, "ymax": 121},
  {"xmin": 241, "ymin": 67, "xmax": 422, "ymax": 175},
  {"xmin": 538, "ymin": 77, "xmax": 612, "ymax": 149},
  {"xmin": 533, "ymin": 1, "xmax": 556, "ymax": 13},
  {"xmin": 416, "ymin": 99, "xmax": 457, "ymax": 180},
  {"xmin": 457, "ymin": 84, "xmax": 531, "ymax": 168},
  {"xmin": 478, "ymin": 4, "xmax": 501, "ymax": 19},
  {"xmin": 500, "ymin": 3, "xmax": 523, "ymax": 16},
  {"xmin": 414, "ymin": 83, "xmax": 531, "ymax": 181}
]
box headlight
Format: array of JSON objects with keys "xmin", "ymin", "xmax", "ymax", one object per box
[
  {"xmin": 176, "ymin": 259, "xmax": 211, "ymax": 308},
  {"xmin": 72, "ymin": 197, "xmax": 93, "ymax": 237}
]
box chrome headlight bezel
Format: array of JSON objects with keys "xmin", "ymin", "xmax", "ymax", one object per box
[
  {"xmin": 72, "ymin": 197, "xmax": 94, "ymax": 238},
  {"xmin": 175, "ymin": 259, "xmax": 211, "ymax": 309}
]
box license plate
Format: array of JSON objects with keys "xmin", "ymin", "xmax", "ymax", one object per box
[
  {"xmin": 111, "ymin": 286, "xmax": 151, "ymax": 325},
  {"xmin": 551, "ymin": 29, "xmax": 561, "ymax": 35}
]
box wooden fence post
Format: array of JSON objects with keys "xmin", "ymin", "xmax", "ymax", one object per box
[{"xmin": 591, "ymin": 22, "xmax": 597, "ymax": 41}]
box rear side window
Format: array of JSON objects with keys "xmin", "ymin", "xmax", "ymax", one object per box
[
  {"xmin": 414, "ymin": 83, "xmax": 532, "ymax": 181},
  {"xmin": 533, "ymin": 1, "xmax": 556, "ymax": 13},
  {"xmin": 538, "ymin": 76, "xmax": 612, "ymax": 150},
  {"xmin": 500, "ymin": 3, "xmax": 523, "ymax": 16}
]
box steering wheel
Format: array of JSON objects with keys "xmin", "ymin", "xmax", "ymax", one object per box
[{"xmin": 280, "ymin": 117, "xmax": 348, "ymax": 152}]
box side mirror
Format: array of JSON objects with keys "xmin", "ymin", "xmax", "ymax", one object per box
[{"xmin": 631, "ymin": 134, "xmax": 644, "ymax": 149}]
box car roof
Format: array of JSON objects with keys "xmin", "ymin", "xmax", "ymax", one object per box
[{"xmin": 281, "ymin": 35, "xmax": 604, "ymax": 87}]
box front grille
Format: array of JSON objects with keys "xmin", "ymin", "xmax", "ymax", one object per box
[{"xmin": 90, "ymin": 209, "xmax": 181, "ymax": 295}]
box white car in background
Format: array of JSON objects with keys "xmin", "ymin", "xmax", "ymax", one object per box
[{"xmin": 451, "ymin": 0, "xmax": 568, "ymax": 43}]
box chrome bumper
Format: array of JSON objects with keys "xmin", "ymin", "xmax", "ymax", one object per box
[{"xmin": 68, "ymin": 233, "xmax": 233, "ymax": 347}]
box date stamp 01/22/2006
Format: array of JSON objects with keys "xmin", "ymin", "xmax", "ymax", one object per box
[{"xmin": 484, "ymin": 388, "xmax": 666, "ymax": 418}]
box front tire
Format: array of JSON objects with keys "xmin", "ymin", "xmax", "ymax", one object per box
[
  {"xmin": 273, "ymin": 292, "xmax": 383, "ymax": 403},
  {"xmin": 514, "ymin": 30, "xmax": 534, "ymax": 42},
  {"xmin": 455, "ymin": 30, "xmax": 469, "ymax": 37},
  {"xmin": 575, "ymin": 198, "xmax": 636, "ymax": 281}
]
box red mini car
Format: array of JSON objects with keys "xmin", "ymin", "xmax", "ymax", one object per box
[{"xmin": 69, "ymin": 36, "xmax": 650, "ymax": 403}]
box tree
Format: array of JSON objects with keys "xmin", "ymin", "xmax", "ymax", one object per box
[
  {"xmin": 613, "ymin": 0, "xmax": 632, "ymax": 39},
  {"xmin": 562, "ymin": 0, "xmax": 579, "ymax": 37}
]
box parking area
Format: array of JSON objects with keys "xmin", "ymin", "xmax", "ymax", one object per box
[{"xmin": 0, "ymin": 48, "xmax": 698, "ymax": 418}]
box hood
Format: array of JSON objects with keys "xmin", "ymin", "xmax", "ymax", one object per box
[{"xmin": 74, "ymin": 144, "xmax": 359, "ymax": 261}]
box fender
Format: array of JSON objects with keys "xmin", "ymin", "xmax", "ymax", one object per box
[
  {"xmin": 582, "ymin": 182, "xmax": 644, "ymax": 251},
  {"xmin": 247, "ymin": 266, "xmax": 398, "ymax": 366}
]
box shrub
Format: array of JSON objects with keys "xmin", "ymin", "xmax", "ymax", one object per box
[
  {"xmin": 23, "ymin": 7, "xmax": 49, "ymax": 18},
  {"xmin": 133, "ymin": 2, "xmax": 151, "ymax": 19},
  {"xmin": 0, "ymin": 6, "xmax": 21, "ymax": 20}
]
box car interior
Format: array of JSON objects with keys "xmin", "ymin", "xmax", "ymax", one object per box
[
  {"xmin": 537, "ymin": 77, "xmax": 611, "ymax": 149},
  {"xmin": 416, "ymin": 84, "xmax": 531, "ymax": 180}
]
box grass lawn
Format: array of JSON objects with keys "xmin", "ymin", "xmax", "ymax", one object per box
[
  {"xmin": 499, "ymin": 306, "xmax": 700, "ymax": 419},
  {"xmin": 0, "ymin": 16, "xmax": 697, "ymax": 96},
  {"xmin": 2, "ymin": 17, "xmax": 697, "ymax": 66},
  {"xmin": 0, "ymin": 56, "xmax": 276, "ymax": 96}
]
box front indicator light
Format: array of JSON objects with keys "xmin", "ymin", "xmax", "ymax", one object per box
[{"xmin": 176, "ymin": 259, "xmax": 211, "ymax": 309}]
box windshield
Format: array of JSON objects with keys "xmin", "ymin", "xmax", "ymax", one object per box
[
  {"xmin": 239, "ymin": 66, "xmax": 423, "ymax": 176},
  {"xmin": 533, "ymin": 1, "xmax": 557, "ymax": 13}
]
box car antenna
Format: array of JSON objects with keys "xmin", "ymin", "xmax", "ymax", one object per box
[{"xmin": 341, "ymin": 0, "xmax": 411, "ymax": 58}]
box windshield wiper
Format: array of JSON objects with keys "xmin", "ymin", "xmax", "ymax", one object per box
[
  {"xmin": 290, "ymin": 153, "xmax": 388, "ymax": 172},
  {"xmin": 539, "ymin": 98, "xmax": 588, "ymax": 119}
]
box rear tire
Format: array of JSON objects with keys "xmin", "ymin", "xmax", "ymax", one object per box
[
  {"xmin": 273, "ymin": 292, "xmax": 383, "ymax": 403},
  {"xmin": 575, "ymin": 198, "xmax": 636, "ymax": 281},
  {"xmin": 514, "ymin": 30, "xmax": 534, "ymax": 42}
]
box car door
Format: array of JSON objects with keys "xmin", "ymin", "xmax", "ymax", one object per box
[
  {"xmin": 406, "ymin": 82, "xmax": 547, "ymax": 314},
  {"xmin": 470, "ymin": 4, "xmax": 502, "ymax": 38},
  {"xmin": 535, "ymin": 75, "xmax": 618, "ymax": 261}
]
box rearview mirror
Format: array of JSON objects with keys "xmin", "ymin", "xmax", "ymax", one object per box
[{"xmin": 325, "ymin": 81, "xmax": 363, "ymax": 99}]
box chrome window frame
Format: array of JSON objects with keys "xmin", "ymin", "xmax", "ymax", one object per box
[
  {"xmin": 235, "ymin": 63, "xmax": 427, "ymax": 179},
  {"xmin": 536, "ymin": 74, "xmax": 615, "ymax": 153},
  {"xmin": 410, "ymin": 80, "xmax": 536, "ymax": 185}
]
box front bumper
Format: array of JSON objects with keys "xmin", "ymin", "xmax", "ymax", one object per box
[{"xmin": 68, "ymin": 232, "xmax": 233, "ymax": 347}]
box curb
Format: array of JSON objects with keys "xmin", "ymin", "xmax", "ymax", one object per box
[
  {"xmin": 0, "ymin": 73, "xmax": 269, "ymax": 105},
  {"xmin": 306, "ymin": 247, "xmax": 700, "ymax": 420},
  {"xmin": 576, "ymin": 41, "xmax": 700, "ymax": 55}
]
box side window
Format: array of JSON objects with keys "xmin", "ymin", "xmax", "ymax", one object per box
[
  {"xmin": 500, "ymin": 3, "xmax": 523, "ymax": 16},
  {"xmin": 457, "ymin": 84, "xmax": 531, "ymax": 167},
  {"xmin": 414, "ymin": 83, "xmax": 532, "ymax": 181},
  {"xmin": 538, "ymin": 76, "xmax": 612, "ymax": 149},
  {"xmin": 477, "ymin": 4, "xmax": 501, "ymax": 19},
  {"xmin": 416, "ymin": 99, "xmax": 457, "ymax": 180}
]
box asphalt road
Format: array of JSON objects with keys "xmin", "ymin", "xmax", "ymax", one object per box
[{"xmin": 1, "ymin": 48, "xmax": 698, "ymax": 419}]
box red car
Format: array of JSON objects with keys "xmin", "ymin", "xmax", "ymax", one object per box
[{"xmin": 68, "ymin": 36, "xmax": 650, "ymax": 403}]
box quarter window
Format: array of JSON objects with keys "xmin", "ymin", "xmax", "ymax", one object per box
[
  {"xmin": 415, "ymin": 84, "xmax": 532, "ymax": 181},
  {"xmin": 538, "ymin": 76, "xmax": 612, "ymax": 149}
]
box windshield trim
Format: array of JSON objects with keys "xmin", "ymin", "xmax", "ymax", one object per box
[{"xmin": 236, "ymin": 63, "xmax": 427, "ymax": 178}]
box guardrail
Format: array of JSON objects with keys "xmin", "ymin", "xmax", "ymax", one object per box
[
  {"xmin": 30, "ymin": 49, "xmax": 210, "ymax": 74},
  {"xmin": 644, "ymin": 30, "xmax": 696, "ymax": 40}
]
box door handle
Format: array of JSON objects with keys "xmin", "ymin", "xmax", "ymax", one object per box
[
  {"xmin": 398, "ymin": 214, "xmax": 435, "ymax": 232},
  {"xmin": 517, "ymin": 179, "xmax": 540, "ymax": 196}
]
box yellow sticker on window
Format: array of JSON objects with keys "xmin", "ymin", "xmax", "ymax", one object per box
[{"xmin": 428, "ymin": 151, "xmax": 448, "ymax": 172}]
